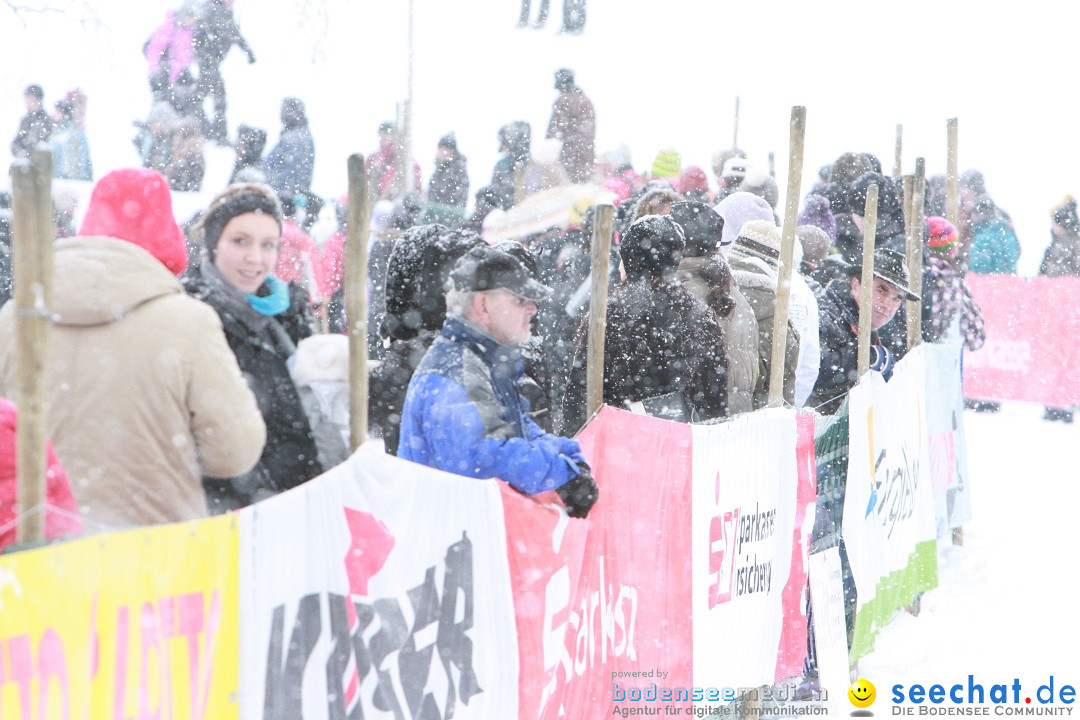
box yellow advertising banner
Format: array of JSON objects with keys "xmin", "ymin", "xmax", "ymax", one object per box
[{"xmin": 0, "ymin": 515, "xmax": 238, "ymax": 720}]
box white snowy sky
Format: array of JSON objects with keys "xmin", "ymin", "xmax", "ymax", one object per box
[
  {"xmin": 4, "ymin": 0, "xmax": 1080, "ymax": 276},
  {"xmin": 2, "ymin": 0, "xmax": 1075, "ymax": 694}
]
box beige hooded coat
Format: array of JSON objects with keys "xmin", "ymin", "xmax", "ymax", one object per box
[{"xmin": 0, "ymin": 237, "xmax": 265, "ymax": 528}]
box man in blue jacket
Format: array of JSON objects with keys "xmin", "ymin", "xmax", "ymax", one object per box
[{"xmin": 398, "ymin": 245, "xmax": 598, "ymax": 517}]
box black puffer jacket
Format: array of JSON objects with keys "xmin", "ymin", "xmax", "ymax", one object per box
[
  {"xmin": 807, "ymin": 279, "xmax": 880, "ymax": 415},
  {"xmin": 370, "ymin": 224, "xmax": 484, "ymax": 453},
  {"xmin": 183, "ymin": 262, "xmax": 321, "ymax": 511},
  {"xmin": 562, "ymin": 277, "xmax": 728, "ymax": 434}
]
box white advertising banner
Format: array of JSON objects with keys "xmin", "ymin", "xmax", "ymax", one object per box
[
  {"xmin": 844, "ymin": 346, "xmax": 938, "ymax": 659},
  {"xmin": 239, "ymin": 443, "xmax": 520, "ymax": 720},
  {"xmin": 690, "ymin": 409, "xmax": 804, "ymax": 690}
]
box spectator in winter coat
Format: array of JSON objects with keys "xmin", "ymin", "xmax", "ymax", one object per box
[
  {"xmin": 546, "ymin": 68, "xmax": 596, "ymax": 183},
  {"xmin": 798, "ymin": 193, "xmax": 837, "ymax": 249},
  {"xmin": 365, "ymin": 121, "xmax": 422, "ymax": 202},
  {"xmin": 167, "ymin": 116, "xmax": 205, "ymax": 192},
  {"xmin": 371, "ymin": 224, "xmax": 484, "ymax": 454},
  {"xmin": 399, "ymin": 245, "xmax": 599, "ymax": 518},
  {"xmin": 228, "ymin": 123, "xmax": 268, "ymax": 184},
  {"xmin": 193, "ymin": 0, "xmax": 256, "ymax": 143},
  {"xmin": 921, "ymin": 216, "xmax": 985, "ymax": 351},
  {"xmin": 272, "ymin": 193, "xmax": 324, "ymax": 305},
  {"xmin": 1039, "ymin": 198, "xmax": 1080, "ymax": 423},
  {"xmin": 136, "ymin": 101, "xmax": 178, "ymax": 175},
  {"xmin": 0, "ymin": 397, "xmax": 83, "ymax": 550},
  {"xmin": 491, "ymin": 120, "xmax": 531, "ymax": 208},
  {"xmin": 0, "ymin": 397, "xmax": 83, "ymax": 549},
  {"xmin": 789, "ymin": 239, "xmax": 822, "ymax": 407},
  {"xmin": 671, "ymin": 201, "xmax": 756, "ymax": 415},
  {"xmin": 49, "ymin": 99, "xmax": 93, "ymax": 181},
  {"xmin": 563, "ymin": 215, "xmax": 728, "ymax": 432},
  {"xmin": 727, "ymin": 220, "xmax": 801, "ymax": 409},
  {"xmin": 0, "ymin": 168, "xmax": 266, "ymax": 527},
  {"xmin": 184, "ymin": 183, "xmax": 322, "ymax": 512},
  {"xmin": 712, "ymin": 149, "xmax": 748, "ymax": 203},
  {"xmin": 424, "ymin": 133, "xmax": 470, "ymax": 227},
  {"xmin": 796, "ymin": 225, "xmax": 832, "ymax": 294},
  {"xmin": 10, "ymin": 84, "xmax": 52, "ymax": 160},
  {"xmin": 807, "ymin": 247, "xmax": 920, "ymax": 414},
  {"xmin": 967, "ymin": 193, "xmax": 1020, "ymax": 275},
  {"xmin": 264, "ymin": 97, "xmax": 315, "ymax": 200},
  {"xmin": 144, "ymin": 4, "xmax": 197, "ymax": 101}
]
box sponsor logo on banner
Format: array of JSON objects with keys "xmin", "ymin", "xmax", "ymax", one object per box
[
  {"xmin": 709, "ymin": 497, "xmax": 778, "ymax": 607},
  {"xmin": 262, "ymin": 509, "xmax": 482, "ymax": 720}
]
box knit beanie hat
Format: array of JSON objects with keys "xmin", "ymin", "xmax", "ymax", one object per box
[
  {"xmin": 796, "ymin": 225, "xmax": 832, "ymax": 266},
  {"xmin": 798, "ymin": 193, "xmax": 837, "ymax": 242},
  {"xmin": 1051, "ymin": 196, "xmax": 1079, "ymax": 231},
  {"xmin": 677, "ymin": 166, "xmax": 710, "ymax": 197},
  {"xmin": 669, "ymin": 200, "xmax": 724, "ymax": 257},
  {"xmin": 620, "ymin": 214, "xmax": 686, "ymax": 280},
  {"xmin": 730, "ymin": 219, "xmax": 782, "ymax": 270},
  {"xmin": 715, "ymin": 191, "xmax": 775, "ymax": 251},
  {"xmin": 651, "ymin": 148, "xmax": 682, "ymax": 179},
  {"xmin": 79, "ymin": 168, "xmax": 188, "ymax": 275},
  {"xmin": 196, "ymin": 183, "xmax": 283, "ymax": 261},
  {"xmin": 925, "ymin": 216, "xmax": 958, "ymax": 254}
]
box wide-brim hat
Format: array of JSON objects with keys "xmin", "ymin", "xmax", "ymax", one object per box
[
  {"xmin": 847, "ymin": 247, "xmax": 921, "ymax": 301},
  {"xmin": 451, "ymin": 245, "xmax": 552, "ymax": 301}
]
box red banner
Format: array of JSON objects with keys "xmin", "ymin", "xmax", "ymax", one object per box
[
  {"xmin": 964, "ymin": 274, "xmax": 1080, "ymax": 405},
  {"xmin": 507, "ymin": 406, "xmax": 694, "ymax": 717},
  {"xmin": 775, "ymin": 410, "xmax": 817, "ymax": 682}
]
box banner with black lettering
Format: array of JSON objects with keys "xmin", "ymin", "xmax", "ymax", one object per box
[
  {"xmin": 844, "ymin": 346, "xmax": 938, "ymax": 661},
  {"xmin": 238, "ymin": 443, "xmax": 520, "ymax": 719}
]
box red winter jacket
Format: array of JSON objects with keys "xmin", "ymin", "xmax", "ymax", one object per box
[{"xmin": 0, "ymin": 397, "xmax": 83, "ymax": 550}]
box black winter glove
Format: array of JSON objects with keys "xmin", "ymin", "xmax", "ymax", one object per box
[{"xmin": 556, "ymin": 467, "xmax": 599, "ymax": 519}]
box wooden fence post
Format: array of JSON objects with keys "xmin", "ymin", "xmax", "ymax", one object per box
[
  {"xmin": 857, "ymin": 184, "xmax": 879, "ymax": 377},
  {"xmin": 346, "ymin": 154, "xmax": 372, "ymax": 452},
  {"xmin": 893, "ymin": 124, "xmax": 903, "ymax": 178},
  {"xmin": 585, "ymin": 204, "xmax": 615, "ymax": 418},
  {"xmin": 906, "ymin": 158, "xmax": 926, "ymax": 350},
  {"xmin": 767, "ymin": 106, "xmax": 805, "ymax": 407},
  {"xmin": 11, "ymin": 147, "xmax": 53, "ymax": 544}
]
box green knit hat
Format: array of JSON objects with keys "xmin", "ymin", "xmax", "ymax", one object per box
[{"xmin": 651, "ymin": 148, "xmax": 682, "ymax": 179}]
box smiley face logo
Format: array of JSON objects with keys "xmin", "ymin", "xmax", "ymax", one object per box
[{"xmin": 848, "ymin": 678, "xmax": 877, "ymax": 708}]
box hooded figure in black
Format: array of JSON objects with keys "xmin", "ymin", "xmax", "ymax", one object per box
[
  {"xmin": 370, "ymin": 224, "xmax": 485, "ymax": 453},
  {"xmin": 182, "ymin": 183, "xmax": 321, "ymax": 512},
  {"xmin": 228, "ymin": 124, "xmax": 268, "ymax": 184},
  {"xmin": 562, "ymin": 214, "xmax": 728, "ymax": 434},
  {"xmin": 193, "ymin": 0, "xmax": 255, "ymax": 143}
]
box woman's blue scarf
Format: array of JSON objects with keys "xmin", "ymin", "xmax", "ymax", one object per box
[{"xmin": 246, "ymin": 275, "xmax": 290, "ymax": 316}]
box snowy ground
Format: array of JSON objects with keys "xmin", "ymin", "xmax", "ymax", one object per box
[{"xmin": 860, "ymin": 401, "xmax": 1078, "ymax": 694}]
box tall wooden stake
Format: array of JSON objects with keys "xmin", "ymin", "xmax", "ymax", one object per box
[
  {"xmin": 346, "ymin": 154, "xmax": 372, "ymax": 451},
  {"xmin": 906, "ymin": 158, "xmax": 926, "ymax": 350},
  {"xmin": 733, "ymin": 96, "xmax": 741, "ymax": 149},
  {"xmin": 585, "ymin": 204, "xmax": 615, "ymax": 418},
  {"xmin": 946, "ymin": 118, "xmax": 959, "ymax": 229},
  {"xmin": 768, "ymin": 106, "xmax": 806, "ymax": 408},
  {"xmin": 893, "ymin": 124, "xmax": 903, "ymax": 177},
  {"xmin": 945, "ymin": 117, "xmax": 964, "ymax": 548},
  {"xmin": 11, "ymin": 147, "xmax": 53, "ymax": 545},
  {"xmin": 857, "ymin": 184, "xmax": 879, "ymax": 376}
]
